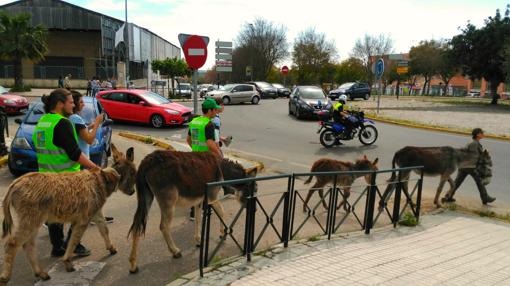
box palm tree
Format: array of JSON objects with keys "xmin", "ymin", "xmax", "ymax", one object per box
[{"xmin": 0, "ymin": 13, "xmax": 48, "ymax": 89}]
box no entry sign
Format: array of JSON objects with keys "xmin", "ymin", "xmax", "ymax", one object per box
[
  {"xmin": 179, "ymin": 34, "xmax": 209, "ymax": 70},
  {"xmin": 281, "ymin": 65, "xmax": 289, "ymax": 75}
]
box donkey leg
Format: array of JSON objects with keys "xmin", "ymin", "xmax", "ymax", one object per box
[
  {"xmin": 129, "ymin": 232, "xmax": 141, "ymax": 274},
  {"xmin": 211, "ymin": 201, "xmax": 227, "ymax": 238},
  {"xmin": 91, "ymin": 211, "xmax": 116, "ymax": 255},
  {"xmin": 194, "ymin": 203, "xmax": 202, "ymax": 247},
  {"xmin": 337, "ymin": 187, "xmax": 351, "ymax": 211},
  {"xmin": 159, "ymin": 207, "xmax": 182, "ymax": 258},
  {"xmin": 0, "ymin": 226, "xmax": 33, "ymax": 283},
  {"xmin": 434, "ymin": 177, "xmax": 448, "ymax": 208},
  {"xmin": 318, "ymin": 189, "xmax": 329, "ymax": 210},
  {"xmin": 23, "ymin": 231, "xmax": 50, "ymax": 281},
  {"xmin": 62, "ymin": 222, "xmax": 88, "ymax": 272}
]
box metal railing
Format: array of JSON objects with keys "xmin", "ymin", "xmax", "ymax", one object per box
[{"xmin": 199, "ymin": 166, "xmax": 424, "ymax": 277}]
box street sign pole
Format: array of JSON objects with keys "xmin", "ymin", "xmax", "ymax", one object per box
[
  {"xmin": 375, "ymin": 58, "xmax": 385, "ymax": 114},
  {"xmin": 193, "ymin": 69, "xmax": 198, "ymax": 115}
]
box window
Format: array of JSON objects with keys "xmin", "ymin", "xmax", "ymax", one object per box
[
  {"xmin": 126, "ymin": 94, "xmax": 142, "ymax": 105},
  {"xmin": 241, "ymin": 85, "xmax": 253, "ymax": 92},
  {"xmin": 103, "ymin": 92, "xmax": 126, "ymax": 102}
]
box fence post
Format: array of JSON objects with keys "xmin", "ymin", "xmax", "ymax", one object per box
[
  {"xmin": 282, "ymin": 176, "xmax": 292, "ymax": 247},
  {"xmin": 200, "ymin": 185, "xmax": 211, "ymax": 276},
  {"xmin": 392, "ymin": 171, "xmax": 402, "ymax": 227},
  {"xmin": 248, "ymin": 181, "xmax": 257, "ymax": 260},
  {"xmin": 327, "ymin": 175, "xmax": 338, "ymax": 240},
  {"xmin": 289, "ymin": 174, "xmax": 298, "ymax": 240},
  {"xmin": 416, "ymin": 169, "xmax": 424, "ymax": 222},
  {"xmin": 364, "ymin": 171, "xmax": 378, "ymax": 234}
]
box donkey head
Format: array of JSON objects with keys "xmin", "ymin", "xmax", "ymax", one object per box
[
  {"xmin": 220, "ymin": 159, "xmax": 258, "ymax": 204},
  {"xmin": 354, "ymin": 155, "xmax": 379, "ymax": 184},
  {"xmin": 110, "ymin": 143, "xmax": 137, "ymax": 195}
]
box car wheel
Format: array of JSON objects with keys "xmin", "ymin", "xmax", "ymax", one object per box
[
  {"xmin": 7, "ymin": 154, "xmax": 25, "ymax": 177},
  {"xmin": 150, "ymin": 114, "xmax": 164, "ymax": 128},
  {"xmin": 288, "ymin": 104, "xmax": 293, "ymax": 115},
  {"xmin": 222, "ymin": 96, "xmax": 231, "ymax": 105},
  {"xmin": 364, "ymin": 93, "xmax": 370, "ymax": 100},
  {"xmin": 100, "ymin": 150, "xmax": 108, "ymax": 168},
  {"xmin": 251, "ymin": 96, "xmax": 260, "ymax": 105},
  {"xmin": 348, "ymin": 95, "xmax": 354, "ymax": 101}
]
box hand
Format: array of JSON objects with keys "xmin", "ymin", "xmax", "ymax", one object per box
[
  {"xmin": 90, "ymin": 165, "xmax": 101, "ymax": 172},
  {"xmin": 94, "ymin": 113, "xmax": 105, "ymax": 126}
]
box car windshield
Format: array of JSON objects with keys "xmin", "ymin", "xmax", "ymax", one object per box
[
  {"xmin": 300, "ymin": 88, "xmax": 326, "ymax": 99},
  {"xmin": 178, "ymin": 85, "xmax": 191, "ymax": 90},
  {"xmin": 141, "ymin": 91, "xmax": 171, "ymax": 105},
  {"xmin": 0, "ymin": 86, "xmax": 8, "ymax": 94},
  {"xmin": 78, "ymin": 104, "xmax": 96, "ymax": 124},
  {"xmin": 220, "ymin": 84, "xmax": 236, "ymax": 91},
  {"xmin": 272, "ymin": 83, "xmax": 284, "ymax": 88},
  {"xmin": 25, "ymin": 103, "xmax": 45, "ymax": 124},
  {"xmin": 339, "ymin": 83, "xmax": 355, "ymax": 89},
  {"xmin": 255, "ymin": 82, "xmax": 271, "ymax": 88}
]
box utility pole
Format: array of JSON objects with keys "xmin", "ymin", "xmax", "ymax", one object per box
[{"xmin": 124, "ymin": 0, "xmax": 129, "ymax": 87}]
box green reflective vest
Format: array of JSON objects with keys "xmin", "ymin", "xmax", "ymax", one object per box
[
  {"xmin": 33, "ymin": 113, "xmax": 80, "ymax": 173},
  {"xmin": 189, "ymin": 116, "xmax": 210, "ymax": 152}
]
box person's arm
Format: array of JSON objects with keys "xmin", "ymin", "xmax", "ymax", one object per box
[
  {"xmin": 205, "ymin": 123, "xmax": 222, "ymax": 157},
  {"xmin": 207, "ymin": 139, "xmax": 222, "ymax": 158},
  {"xmin": 54, "ymin": 119, "xmax": 99, "ymax": 169},
  {"xmin": 80, "ymin": 113, "xmax": 103, "ymax": 144},
  {"xmin": 78, "ymin": 153, "xmax": 100, "ymax": 170},
  {"xmin": 187, "ymin": 129, "xmax": 192, "ymax": 147}
]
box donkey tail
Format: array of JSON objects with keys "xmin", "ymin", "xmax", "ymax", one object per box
[
  {"xmin": 386, "ymin": 153, "xmax": 398, "ymax": 183},
  {"xmin": 303, "ymin": 175, "xmax": 314, "ymax": 185},
  {"xmin": 2, "ymin": 185, "xmax": 15, "ymax": 238},
  {"xmin": 128, "ymin": 173, "xmax": 154, "ymax": 238}
]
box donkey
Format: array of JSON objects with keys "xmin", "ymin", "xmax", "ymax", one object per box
[
  {"xmin": 0, "ymin": 144, "xmax": 136, "ymax": 284},
  {"xmin": 128, "ymin": 150, "xmax": 257, "ymax": 274},
  {"xmin": 379, "ymin": 146, "xmax": 477, "ymax": 209},
  {"xmin": 303, "ymin": 155, "xmax": 379, "ymax": 212}
]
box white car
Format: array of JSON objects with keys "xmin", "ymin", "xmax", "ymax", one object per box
[{"xmin": 206, "ymin": 84, "xmax": 260, "ymax": 105}]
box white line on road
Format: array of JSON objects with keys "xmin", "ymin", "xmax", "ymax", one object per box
[{"xmin": 227, "ymin": 148, "xmax": 283, "ymax": 162}]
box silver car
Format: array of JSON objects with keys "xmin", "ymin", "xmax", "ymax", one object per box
[{"xmin": 206, "ymin": 84, "xmax": 260, "ymax": 105}]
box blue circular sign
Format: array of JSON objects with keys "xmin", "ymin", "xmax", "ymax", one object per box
[{"xmin": 375, "ymin": 58, "xmax": 384, "ymax": 78}]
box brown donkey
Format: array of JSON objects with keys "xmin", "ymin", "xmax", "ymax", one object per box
[
  {"xmin": 303, "ymin": 155, "xmax": 379, "ymax": 212},
  {"xmin": 128, "ymin": 150, "xmax": 257, "ymax": 274},
  {"xmin": 379, "ymin": 146, "xmax": 477, "ymax": 209},
  {"xmin": 0, "ymin": 144, "xmax": 136, "ymax": 284}
]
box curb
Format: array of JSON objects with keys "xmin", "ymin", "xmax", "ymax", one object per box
[
  {"xmin": 117, "ymin": 132, "xmax": 264, "ymax": 174},
  {"xmin": 0, "ymin": 155, "xmax": 7, "ymax": 168},
  {"xmin": 364, "ymin": 114, "xmax": 510, "ymax": 142}
]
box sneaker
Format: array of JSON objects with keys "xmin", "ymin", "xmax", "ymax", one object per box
[
  {"xmin": 74, "ymin": 244, "xmax": 91, "ymax": 257},
  {"xmin": 51, "ymin": 247, "xmax": 66, "ymax": 257},
  {"xmin": 442, "ymin": 196, "xmax": 456, "ymax": 203},
  {"xmin": 483, "ymin": 196, "xmax": 496, "ymax": 205},
  {"xmin": 189, "ymin": 207, "xmax": 195, "ymax": 221},
  {"xmin": 105, "ymin": 216, "xmax": 114, "ymax": 224}
]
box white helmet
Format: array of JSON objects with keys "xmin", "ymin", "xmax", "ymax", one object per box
[{"xmin": 338, "ymin": 94, "xmax": 347, "ymax": 104}]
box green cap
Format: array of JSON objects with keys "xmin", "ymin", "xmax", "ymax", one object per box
[{"xmin": 202, "ymin": 98, "xmax": 222, "ymax": 109}]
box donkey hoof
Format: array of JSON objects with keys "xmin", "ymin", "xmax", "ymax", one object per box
[
  {"xmin": 435, "ymin": 203, "xmax": 442, "ymax": 208},
  {"xmin": 64, "ymin": 261, "xmax": 76, "ymax": 272},
  {"xmin": 109, "ymin": 247, "xmax": 118, "ymax": 255},
  {"xmin": 129, "ymin": 267, "xmax": 139, "ymax": 274},
  {"xmin": 0, "ymin": 276, "xmax": 10, "ymax": 285},
  {"xmin": 173, "ymin": 252, "xmax": 182, "ymax": 259},
  {"xmin": 36, "ymin": 272, "xmax": 51, "ymax": 280}
]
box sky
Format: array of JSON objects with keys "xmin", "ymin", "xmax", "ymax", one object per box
[{"xmin": 1, "ymin": 0, "xmax": 505, "ymax": 69}]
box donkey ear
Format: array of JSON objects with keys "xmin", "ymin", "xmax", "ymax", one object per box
[
  {"xmin": 101, "ymin": 168, "xmax": 120, "ymax": 183},
  {"xmin": 126, "ymin": 147, "xmax": 134, "ymax": 162},
  {"xmin": 246, "ymin": 168, "xmax": 257, "ymax": 178},
  {"xmin": 373, "ymin": 158, "xmax": 379, "ymax": 166},
  {"xmin": 111, "ymin": 143, "xmax": 123, "ymax": 162}
]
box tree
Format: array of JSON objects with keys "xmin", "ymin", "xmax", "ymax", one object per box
[
  {"xmin": 450, "ymin": 5, "xmax": 510, "ymax": 104},
  {"xmin": 409, "ymin": 40, "xmax": 442, "ymax": 95},
  {"xmin": 235, "ymin": 18, "xmax": 289, "ymax": 81},
  {"xmin": 0, "ymin": 13, "xmax": 48, "ymax": 89},
  {"xmin": 437, "ymin": 42, "xmax": 458, "ymax": 96},
  {"xmin": 292, "ymin": 28, "xmax": 337, "ymax": 84},
  {"xmin": 151, "ymin": 57, "xmax": 190, "ymax": 96},
  {"xmin": 334, "ymin": 57, "xmax": 366, "ymax": 84},
  {"xmin": 350, "ymin": 34, "xmax": 393, "ymax": 85},
  {"xmin": 504, "ymin": 42, "xmax": 510, "ymax": 81}
]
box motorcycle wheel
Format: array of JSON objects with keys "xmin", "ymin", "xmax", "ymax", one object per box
[
  {"xmin": 359, "ymin": 125, "xmax": 378, "ymax": 145},
  {"xmin": 320, "ymin": 129, "xmax": 337, "ymax": 148}
]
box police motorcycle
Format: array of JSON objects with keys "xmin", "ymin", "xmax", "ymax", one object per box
[{"xmin": 317, "ymin": 95, "xmax": 378, "ymax": 148}]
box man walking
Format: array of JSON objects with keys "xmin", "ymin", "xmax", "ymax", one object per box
[
  {"xmin": 64, "ymin": 74, "xmax": 72, "ymax": 90},
  {"xmin": 443, "ymin": 128, "xmax": 496, "ymax": 205},
  {"xmin": 34, "ymin": 88, "xmax": 99, "ymax": 257}
]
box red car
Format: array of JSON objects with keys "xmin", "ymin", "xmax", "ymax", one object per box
[
  {"xmin": 0, "ymin": 86, "xmax": 29, "ymax": 114},
  {"xmin": 96, "ymin": 89, "xmax": 193, "ymax": 128}
]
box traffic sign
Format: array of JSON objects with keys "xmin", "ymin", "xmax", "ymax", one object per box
[
  {"xmin": 375, "ymin": 58, "xmax": 384, "ymax": 79},
  {"xmin": 179, "ymin": 34, "xmax": 209, "ymax": 70},
  {"xmin": 397, "ymin": 61, "xmax": 408, "ymax": 67},
  {"xmin": 281, "ymin": 65, "xmax": 289, "ymax": 75},
  {"xmin": 215, "ymin": 40, "xmax": 233, "ymax": 73},
  {"xmin": 246, "ymin": 66, "xmax": 252, "ymax": 77},
  {"xmin": 397, "ymin": 67, "xmax": 408, "ymax": 74}
]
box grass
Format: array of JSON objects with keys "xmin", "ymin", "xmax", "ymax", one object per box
[
  {"xmin": 143, "ymin": 136, "xmax": 154, "ymax": 144},
  {"xmin": 398, "ymin": 212, "xmax": 419, "ymax": 227},
  {"xmin": 442, "ymin": 203, "xmax": 510, "ymax": 223},
  {"xmin": 307, "ymin": 234, "xmax": 321, "ymax": 242}
]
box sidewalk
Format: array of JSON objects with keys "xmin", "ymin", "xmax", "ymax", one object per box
[{"xmin": 175, "ymin": 211, "xmax": 510, "ymax": 286}]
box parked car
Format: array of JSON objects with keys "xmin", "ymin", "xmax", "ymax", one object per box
[
  {"xmin": 8, "ymin": 97, "xmax": 113, "ymax": 176},
  {"xmin": 466, "ymin": 89, "xmax": 481, "ymax": 97},
  {"xmin": 0, "ymin": 85, "xmax": 29, "ymax": 114},
  {"xmin": 289, "ymin": 86, "xmax": 332, "ymax": 119},
  {"xmin": 272, "ymin": 83, "xmax": 291, "ymax": 97},
  {"xmin": 199, "ymin": 84, "xmax": 218, "ymax": 98},
  {"xmin": 329, "ymin": 82, "xmax": 371, "ymax": 100},
  {"xmin": 247, "ymin": 81, "xmax": 278, "ymax": 99},
  {"xmin": 175, "ymin": 83, "xmax": 192, "ymax": 98},
  {"xmin": 97, "ymin": 89, "xmax": 192, "ymax": 128},
  {"xmin": 205, "ymin": 84, "xmax": 260, "ymax": 105}
]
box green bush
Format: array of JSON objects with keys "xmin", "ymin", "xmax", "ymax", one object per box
[
  {"xmin": 9, "ymin": 85, "xmax": 31, "ymax": 92},
  {"xmin": 399, "ymin": 212, "xmax": 418, "ymax": 227}
]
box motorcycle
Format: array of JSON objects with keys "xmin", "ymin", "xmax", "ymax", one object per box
[{"xmin": 317, "ymin": 110, "xmax": 378, "ymax": 148}]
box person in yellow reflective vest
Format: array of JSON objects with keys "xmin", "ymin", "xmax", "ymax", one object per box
[{"xmin": 34, "ymin": 88, "xmax": 99, "ymax": 258}]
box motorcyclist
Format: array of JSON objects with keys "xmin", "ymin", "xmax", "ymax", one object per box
[{"xmin": 332, "ymin": 95, "xmax": 353, "ymax": 136}]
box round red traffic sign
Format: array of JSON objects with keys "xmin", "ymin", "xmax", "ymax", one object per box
[
  {"xmin": 182, "ymin": 35, "xmax": 208, "ymax": 70},
  {"xmin": 281, "ymin": 65, "xmax": 289, "ymax": 75}
]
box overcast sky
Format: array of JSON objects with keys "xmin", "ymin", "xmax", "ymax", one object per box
[{"xmin": 1, "ymin": 0, "xmax": 505, "ymax": 69}]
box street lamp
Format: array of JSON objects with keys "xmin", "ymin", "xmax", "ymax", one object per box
[{"xmin": 248, "ymin": 23, "xmax": 254, "ymax": 81}]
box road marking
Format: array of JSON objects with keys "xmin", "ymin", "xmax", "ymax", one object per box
[
  {"xmin": 227, "ymin": 149, "xmax": 283, "ymax": 162},
  {"xmin": 288, "ymin": 161, "xmax": 310, "ymax": 169}
]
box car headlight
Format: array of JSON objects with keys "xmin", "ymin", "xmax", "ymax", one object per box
[
  {"xmin": 165, "ymin": 109, "xmax": 180, "ymax": 115},
  {"xmin": 12, "ymin": 137, "xmax": 31, "ymax": 149},
  {"xmin": 4, "ymin": 99, "xmax": 15, "ymax": 104}
]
